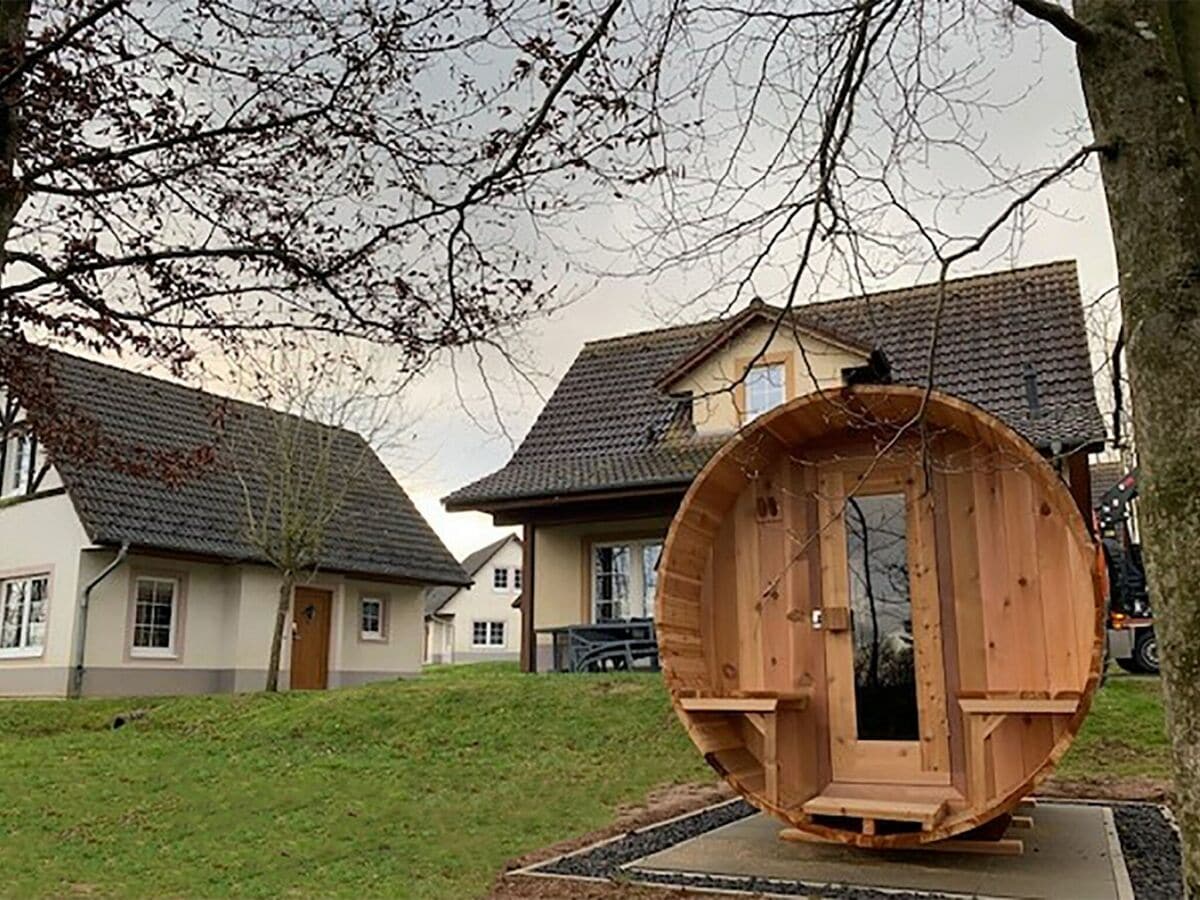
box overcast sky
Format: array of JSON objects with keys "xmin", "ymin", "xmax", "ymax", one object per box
[
  {"xmin": 50, "ymin": 10, "xmax": 1121, "ymax": 562},
  {"xmin": 392, "ymin": 15, "xmax": 1121, "ymax": 559}
]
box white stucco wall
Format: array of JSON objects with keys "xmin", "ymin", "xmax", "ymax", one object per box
[
  {"xmin": 0, "ymin": 491, "xmax": 91, "ymax": 695},
  {"xmin": 228, "ymin": 572, "xmax": 425, "ymax": 689},
  {"xmin": 425, "ymin": 616, "xmax": 453, "ymax": 664},
  {"xmin": 335, "ymin": 579, "xmax": 425, "ymax": 685},
  {"xmin": 435, "ymin": 538, "xmax": 523, "ymax": 663},
  {"xmin": 1, "ymin": 532, "xmax": 431, "ymax": 696}
]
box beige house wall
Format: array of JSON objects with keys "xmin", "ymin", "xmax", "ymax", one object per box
[
  {"xmin": 334, "ymin": 579, "xmax": 425, "ymax": 687},
  {"xmin": 0, "ymin": 492, "xmax": 90, "ymax": 694},
  {"xmin": 532, "ymin": 516, "xmax": 673, "ymax": 670},
  {"xmin": 0, "ymin": 533, "xmax": 429, "ymax": 697},
  {"xmin": 424, "ymin": 617, "xmax": 454, "ymax": 665},
  {"xmin": 667, "ymin": 320, "xmax": 865, "ymax": 436}
]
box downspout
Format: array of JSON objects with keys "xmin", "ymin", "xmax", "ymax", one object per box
[{"xmin": 70, "ymin": 541, "xmax": 129, "ymax": 699}]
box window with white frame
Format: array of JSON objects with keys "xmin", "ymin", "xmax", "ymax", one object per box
[
  {"xmin": 0, "ymin": 574, "xmax": 48, "ymax": 657},
  {"xmin": 592, "ymin": 539, "xmax": 664, "ymax": 622},
  {"xmin": 131, "ymin": 577, "xmax": 178, "ymax": 656},
  {"xmin": 744, "ymin": 363, "xmax": 786, "ymax": 423},
  {"xmin": 360, "ymin": 597, "xmax": 384, "ymax": 640},
  {"xmin": 3, "ymin": 431, "xmax": 35, "ymax": 498},
  {"xmin": 472, "ymin": 620, "xmax": 505, "ymax": 647},
  {"xmin": 512, "ymin": 566, "xmax": 522, "ymax": 591},
  {"xmin": 491, "ymin": 566, "xmax": 508, "ymax": 591}
]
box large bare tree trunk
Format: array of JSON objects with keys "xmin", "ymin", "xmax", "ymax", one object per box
[
  {"xmin": 265, "ymin": 573, "xmax": 295, "ymax": 692},
  {"xmin": 1076, "ymin": 2, "xmax": 1200, "ymax": 893}
]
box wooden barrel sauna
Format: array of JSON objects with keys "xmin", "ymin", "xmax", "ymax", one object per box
[{"xmin": 657, "ymin": 386, "xmax": 1104, "ymax": 847}]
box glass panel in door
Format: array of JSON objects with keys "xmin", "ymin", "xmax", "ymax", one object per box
[{"xmin": 845, "ymin": 493, "xmax": 919, "ymax": 741}]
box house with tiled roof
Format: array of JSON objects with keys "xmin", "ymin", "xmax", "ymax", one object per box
[
  {"xmin": 445, "ymin": 260, "xmax": 1106, "ymax": 671},
  {"xmin": 0, "ymin": 348, "xmax": 468, "ymax": 697},
  {"xmin": 423, "ymin": 533, "xmax": 523, "ymax": 664}
]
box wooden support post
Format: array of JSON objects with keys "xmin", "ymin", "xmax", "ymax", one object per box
[{"xmin": 520, "ymin": 524, "xmax": 536, "ymax": 673}]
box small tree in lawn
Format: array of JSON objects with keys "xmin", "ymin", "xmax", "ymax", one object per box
[{"xmin": 229, "ymin": 345, "xmax": 395, "ymax": 693}]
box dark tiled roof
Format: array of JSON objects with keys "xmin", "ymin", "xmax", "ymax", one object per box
[
  {"xmin": 424, "ymin": 533, "xmax": 520, "ymax": 615},
  {"xmin": 17, "ymin": 350, "xmax": 469, "ymax": 586},
  {"xmin": 446, "ymin": 261, "xmax": 1105, "ymax": 510}
]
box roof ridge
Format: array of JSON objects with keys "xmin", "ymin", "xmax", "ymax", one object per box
[
  {"xmin": 578, "ymin": 259, "xmax": 1078, "ymax": 347},
  {"xmin": 797, "ymin": 258, "xmax": 1078, "ymax": 314}
]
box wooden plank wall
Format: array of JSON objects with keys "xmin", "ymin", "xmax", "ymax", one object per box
[
  {"xmin": 656, "ymin": 388, "xmax": 1103, "ymax": 843},
  {"xmin": 969, "ymin": 447, "xmax": 1090, "ymax": 699}
]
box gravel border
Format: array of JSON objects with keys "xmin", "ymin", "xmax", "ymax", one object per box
[
  {"xmin": 533, "ymin": 799, "xmax": 756, "ymax": 878},
  {"xmin": 1111, "ymin": 803, "xmax": 1183, "ymax": 899},
  {"xmin": 521, "ymin": 799, "xmax": 1183, "ymax": 899}
]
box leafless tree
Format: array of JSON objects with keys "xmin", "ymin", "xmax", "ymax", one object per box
[
  {"xmin": 586, "ymin": 0, "xmax": 1198, "ymax": 887},
  {"xmin": 0, "ymin": 0, "xmax": 640, "ymax": 440},
  {"xmin": 226, "ymin": 343, "xmax": 400, "ymax": 693}
]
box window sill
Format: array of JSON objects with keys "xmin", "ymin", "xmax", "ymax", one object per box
[
  {"xmin": 0, "ymin": 647, "xmax": 44, "ymax": 660},
  {"xmin": 359, "ymin": 633, "xmax": 386, "ymax": 643},
  {"xmin": 129, "ymin": 649, "xmax": 179, "ymax": 660}
]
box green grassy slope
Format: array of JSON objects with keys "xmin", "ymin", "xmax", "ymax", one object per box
[
  {"xmin": 0, "ymin": 665, "xmax": 707, "ymax": 899},
  {"xmin": 0, "ymin": 667, "xmax": 1167, "ymax": 898}
]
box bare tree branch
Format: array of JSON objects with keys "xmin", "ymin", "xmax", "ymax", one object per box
[{"xmin": 1010, "ymin": 0, "xmax": 1097, "ymax": 46}]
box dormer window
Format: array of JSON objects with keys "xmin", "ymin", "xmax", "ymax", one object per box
[
  {"xmin": 744, "ymin": 363, "xmax": 786, "ymax": 423},
  {"xmin": 3, "ymin": 431, "xmax": 35, "ymax": 498}
]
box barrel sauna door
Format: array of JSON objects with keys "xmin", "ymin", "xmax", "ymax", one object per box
[{"xmin": 816, "ymin": 457, "xmax": 950, "ymax": 786}]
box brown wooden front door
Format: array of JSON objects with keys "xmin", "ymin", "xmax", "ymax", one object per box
[
  {"xmin": 290, "ymin": 587, "xmax": 332, "ymax": 690},
  {"xmin": 816, "ymin": 457, "xmax": 951, "ymax": 785}
]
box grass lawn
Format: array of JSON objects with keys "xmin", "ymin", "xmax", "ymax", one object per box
[
  {"xmin": 1054, "ymin": 672, "xmax": 1172, "ymax": 783},
  {"xmin": 0, "ymin": 664, "xmax": 708, "ymax": 898},
  {"xmin": 0, "ymin": 665, "xmax": 1169, "ymax": 898}
]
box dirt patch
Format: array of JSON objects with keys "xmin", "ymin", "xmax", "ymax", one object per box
[
  {"xmin": 1041, "ymin": 775, "xmax": 1172, "ymax": 802},
  {"xmin": 491, "ymin": 782, "xmax": 735, "ymax": 899}
]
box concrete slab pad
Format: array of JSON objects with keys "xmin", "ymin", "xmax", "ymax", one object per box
[{"xmin": 632, "ymin": 802, "xmax": 1127, "ymax": 899}]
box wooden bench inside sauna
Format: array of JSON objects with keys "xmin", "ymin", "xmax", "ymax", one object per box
[{"xmin": 657, "ymin": 386, "xmax": 1104, "ymax": 848}]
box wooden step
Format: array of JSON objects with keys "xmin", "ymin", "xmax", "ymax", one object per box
[{"xmin": 802, "ymin": 783, "xmax": 959, "ymax": 830}]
